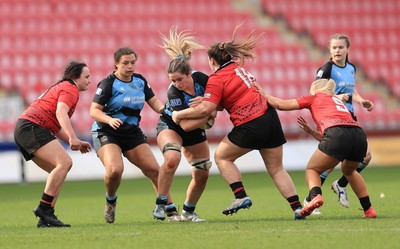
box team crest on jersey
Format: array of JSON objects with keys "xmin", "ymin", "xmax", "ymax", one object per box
[
  {"xmin": 96, "ymin": 88, "xmax": 103, "ymax": 95},
  {"xmin": 204, "ymin": 93, "xmax": 211, "ymax": 98},
  {"xmin": 170, "ymin": 98, "xmax": 182, "ymax": 106}
]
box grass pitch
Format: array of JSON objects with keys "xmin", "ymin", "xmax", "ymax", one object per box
[{"xmin": 0, "ymin": 167, "xmax": 399, "ymax": 249}]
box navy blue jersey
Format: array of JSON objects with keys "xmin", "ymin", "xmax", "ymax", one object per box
[
  {"xmin": 162, "ymin": 71, "xmax": 208, "ymax": 119},
  {"xmin": 316, "ymin": 59, "xmax": 357, "ymax": 113},
  {"xmin": 91, "ymin": 72, "xmax": 155, "ymax": 134}
]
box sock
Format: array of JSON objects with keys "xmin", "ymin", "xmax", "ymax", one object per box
[
  {"xmin": 165, "ymin": 203, "xmax": 177, "ymax": 214},
  {"xmin": 309, "ymin": 187, "xmax": 322, "ymax": 200},
  {"xmin": 106, "ymin": 193, "xmax": 117, "ymax": 204},
  {"xmin": 287, "ymin": 195, "xmax": 302, "ymax": 210},
  {"xmin": 156, "ymin": 195, "xmax": 168, "ymax": 205},
  {"xmin": 359, "ymin": 196, "xmax": 371, "ymax": 211},
  {"xmin": 337, "ymin": 175, "xmax": 348, "ymax": 187},
  {"xmin": 229, "ymin": 182, "xmax": 247, "ymax": 199},
  {"xmin": 320, "ymin": 171, "xmax": 329, "ymax": 185},
  {"xmin": 39, "ymin": 193, "xmax": 54, "ymax": 209},
  {"xmin": 338, "ymin": 162, "xmax": 368, "ymax": 187},
  {"xmin": 357, "ymin": 162, "xmax": 368, "ymax": 171},
  {"xmin": 183, "ymin": 201, "xmax": 196, "ymax": 212}
]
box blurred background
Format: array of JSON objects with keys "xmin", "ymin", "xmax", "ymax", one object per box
[{"xmin": 1, "ymin": 0, "xmax": 399, "ymax": 182}]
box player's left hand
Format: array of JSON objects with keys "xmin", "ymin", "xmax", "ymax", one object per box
[
  {"xmin": 362, "ymin": 100, "xmax": 374, "ymax": 111},
  {"xmin": 79, "ymin": 141, "xmax": 92, "ymax": 154}
]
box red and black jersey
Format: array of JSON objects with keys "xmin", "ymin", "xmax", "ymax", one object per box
[
  {"xmin": 203, "ymin": 62, "xmax": 267, "ymax": 126},
  {"xmin": 20, "ymin": 80, "xmax": 79, "ymax": 134},
  {"xmin": 297, "ymin": 93, "xmax": 359, "ymax": 133}
]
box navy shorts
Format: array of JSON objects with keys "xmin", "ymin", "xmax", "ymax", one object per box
[
  {"xmin": 92, "ymin": 126, "xmax": 148, "ymax": 153},
  {"xmin": 156, "ymin": 116, "xmax": 207, "ymax": 147},
  {"xmin": 228, "ymin": 106, "xmax": 286, "ymax": 149},
  {"xmin": 14, "ymin": 119, "xmax": 56, "ymax": 161},
  {"xmin": 318, "ymin": 126, "xmax": 367, "ymax": 162}
]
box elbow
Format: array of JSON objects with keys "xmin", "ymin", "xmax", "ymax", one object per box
[{"xmin": 198, "ymin": 105, "xmax": 212, "ymax": 116}]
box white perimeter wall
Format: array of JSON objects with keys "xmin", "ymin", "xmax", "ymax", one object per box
[{"xmin": 1, "ymin": 140, "xmax": 319, "ymax": 184}]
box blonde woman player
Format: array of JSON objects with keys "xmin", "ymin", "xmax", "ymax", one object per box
[
  {"xmin": 152, "ymin": 27, "xmax": 214, "ymax": 222},
  {"xmin": 257, "ymin": 79, "xmax": 377, "ymax": 219}
]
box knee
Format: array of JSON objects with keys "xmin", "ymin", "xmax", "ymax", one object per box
[
  {"xmin": 58, "ymin": 157, "xmax": 73, "ymax": 172},
  {"xmin": 162, "ymin": 153, "xmax": 181, "ymax": 171},
  {"xmin": 214, "ymin": 152, "xmax": 223, "ymax": 166},
  {"xmin": 267, "ymin": 163, "xmax": 284, "ymax": 177},
  {"xmin": 106, "ymin": 164, "xmax": 124, "ymax": 180}
]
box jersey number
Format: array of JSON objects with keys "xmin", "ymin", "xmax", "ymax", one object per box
[
  {"xmin": 235, "ymin": 68, "xmax": 256, "ymax": 88},
  {"xmin": 332, "ymin": 96, "xmax": 349, "ymax": 113}
]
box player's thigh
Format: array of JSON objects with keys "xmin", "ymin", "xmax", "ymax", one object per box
[
  {"xmin": 183, "ymin": 141, "xmax": 210, "ymax": 163},
  {"xmin": 33, "ymin": 139, "xmax": 72, "ymax": 172},
  {"xmin": 307, "ymin": 149, "xmax": 339, "ymax": 173},
  {"xmin": 125, "ymin": 143, "xmax": 159, "ymax": 171},
  {"xmin": 215, "ymin": 136, "xmax": 251, "ymax": 162}
]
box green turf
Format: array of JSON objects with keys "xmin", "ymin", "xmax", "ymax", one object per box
[{"xmin": 1, "ymin": 167, "xmax": 399, "ymax": 249}]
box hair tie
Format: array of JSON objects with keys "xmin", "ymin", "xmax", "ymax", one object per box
[
  {"xmin": 176, "ymin": 54, "xmax": 184, "ymax": 59},
  {"xmin": 218, "ymin": 42, "xmax": 225, "ymax": 50}
]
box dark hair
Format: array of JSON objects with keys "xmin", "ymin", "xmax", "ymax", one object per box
[
  {"xmin": 58, "ymin": 61, "xmax": 87, "ymax": 83},
  {"xmin": 207, "ymin": 24, "xmax": 261, "ymax": 66},
  {"xmin": 114, "ymin": 47, "xmax": 138, "ymax": 63}
]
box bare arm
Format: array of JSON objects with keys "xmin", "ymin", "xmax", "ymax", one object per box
[
  {"xmin": 147, "ymin": 95, "xmax": 165, "ymax": 114},
  {"xmin": 172, "ymin": 101, "xmax": 217, "ymax": 125},
  {"xmin": 297, "ymin": 117, "xmax": 322, "ymax": 141},
  {"xmin": 353, "ymin": 89, "xmax": 374, "ymax": 111},
  {"xmin": 90, "ymin": 102, "xmax": 123, "ymax": 130},
  {"xmin": 265, "ymin": 95, "xmax": 300, "ymax": 111},
  {"xmin": 56, "ymin": 102, "xmax": 91, "ymax": 153},
  {"xmin": 254, "ymin": 82, "xmax": 300, "ymax": 110},
  {"xmin": 180, "ymin": 109, "xmax": 217, "ymax": 132}
]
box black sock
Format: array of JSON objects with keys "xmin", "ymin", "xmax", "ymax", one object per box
[
  {"xmin": 320, "ymin": 176, "xmax": 326, "ymax": 185},
  {"xmin": 337, "ymin": 175, "xmax": 348, "ymax": 187},
  {"xmin": 229, "ymin": 182, "xmax": 247, "ymax": 199},
  {"xmin": 166, "ymin": 203, "xmax": 177, "ymax": 213},
  {"xmin": 338, "ymin": 162, "xmax": 367, "ymax": 187},
  {"xmin": 183, "ymin": 204, "xmax": 195, "ymax": 212},
  {"xmin": 287, "ymin": 195, "xmax": 302, "ymax": 210},
  {"xmin": 309, "ymin": 187, "xmax": 322, "ymax": 200},
  {"xmin": 39, "ymin": 193, "xmax": 54, "ymax": 209},
  {"xmin": 156, "ymin": 196, "xmax": 168, "ymax": 205},
  {"xmin": 359, "ymin": 196, "xmax": 371, "ymax": 211}
]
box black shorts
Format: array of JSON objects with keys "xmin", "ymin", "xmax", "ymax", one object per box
[
  {"xmin": 156, "ymin": 116, "xmax": 207, "ymax": 147},
  {"xmin": 228, "ymin": 106, "xmax": 286, "ymax": 149},
  {"xmin": 318, "ymin": 126, "xmax": 367, "ymax": 162},
  {"xmin": 14, "ymin": 119, "xmax": 56, "ymax": 161},
  {"xmin": 92, "ymin": 125, "xmax": 148, "ymax": 153}
]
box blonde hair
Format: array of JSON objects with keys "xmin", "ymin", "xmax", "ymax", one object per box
[
  {"xmin": 310, "ymin": 79, "xmax": 336, "ymax": 95},
  {"xmin": 207, "ymin": 24, "xmax": 262, "ymax": 66},
  {"xmin": 160, "ymin": 27, "xmax": 204, "ymax": 74}
]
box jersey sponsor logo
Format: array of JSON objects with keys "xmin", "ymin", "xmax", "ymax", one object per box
[
  {"xmin": 170, "ymin": 98, "xmax": 182, "ymax": 106},
  {"xmin": 204, "ymin": 93, "xmax": 211, "ymax": 98},
  {"xmin": 317, "ymin": 70, "xmax": 323, "ymax": 77},
  {"xmin": 96, "ymin": 88, "xmax": 103, "ymax": 95}
]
